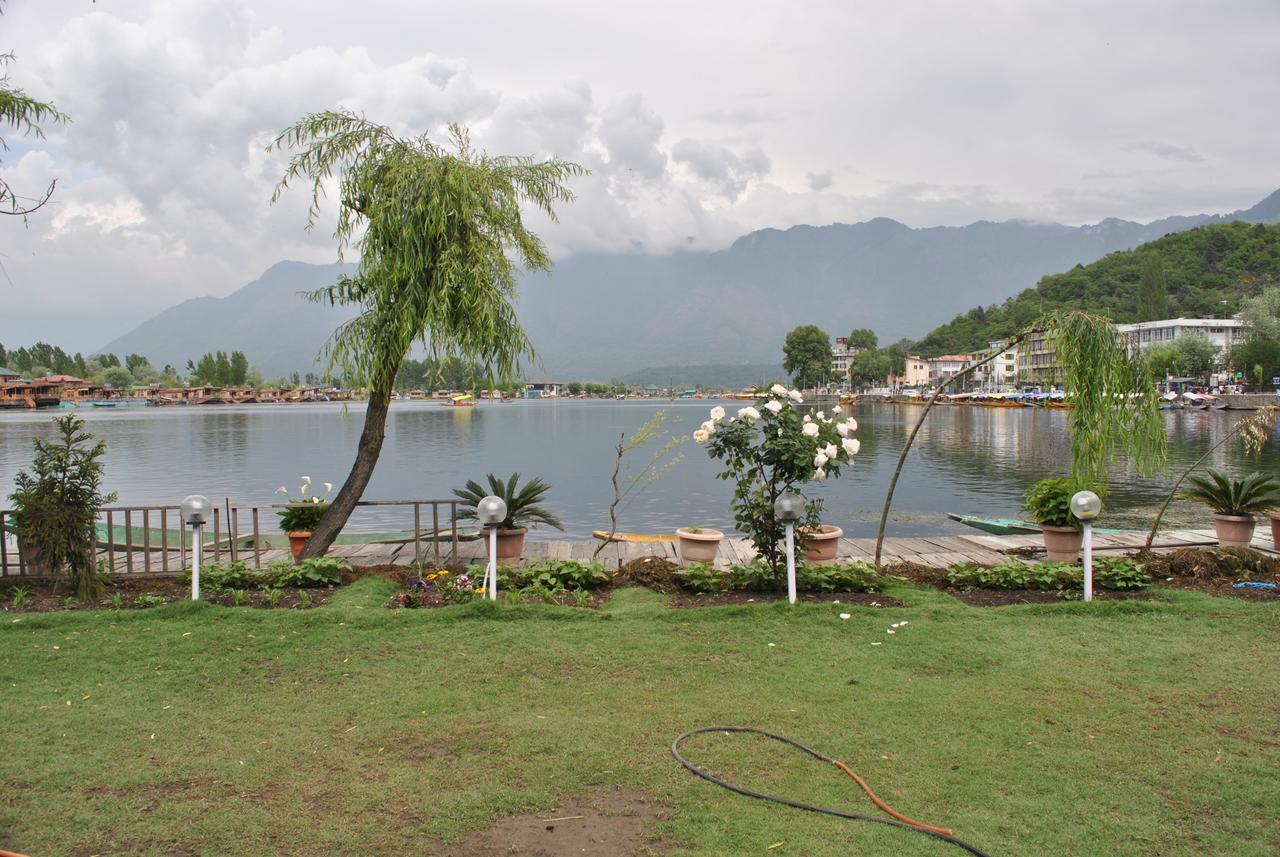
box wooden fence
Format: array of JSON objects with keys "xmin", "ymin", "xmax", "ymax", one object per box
[{"xmin": 0, "ymin": 499, "xmax": 465, "ymax": 578}]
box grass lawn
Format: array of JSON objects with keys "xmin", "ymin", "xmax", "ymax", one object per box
[{"xmin": 2, "ymin": 578, "xmax": 1278, "ymax": 856}]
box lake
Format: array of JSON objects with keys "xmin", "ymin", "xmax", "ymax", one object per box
[{"xmin": 1, "ymin": 399, "xmax": 1275, "ymax": 539}]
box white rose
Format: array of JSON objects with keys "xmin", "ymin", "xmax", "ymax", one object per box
[
  {"xmin": 824, "ymin": 443, "xmax": 839, "ymax": 460},
  {"xmin": 770, "ymin": 383, "xmax": 788, "ymax": 396},
  {"xmin": 764, "ymin": 399, "xmax": 783, "ymax": 414},
  {"xmin": 738, "ymin": 406, "xmax": 761, "ymax": 422},
  {"xmin": 802, "ymin": 422, "xmax": 820, "ymax": 437},
  {"xmin": 710, "ymin": 405, "xmax": 726, "ymax": 421},
  {"xmin": 842, "ymin": 438, "xmax": 861, "ymax": 456},
  {"xmin": 701, "ymin": 419, "xmax": 716, "ymax": 434},
  {"xmin": 323, "ymin": 482, "xmax": 333, "ymax": 493},
  {"xmin": 813, "ymin": 467, "xmax": 827, "ymax": 482},
  {"xmin": 837, "ymin": 422, "xmax": 850, "ymax": 437},
  {"xmin": 817, "ymin": 411, "xmax": 825, "ymax": 420},
  {"xmin": 693, "ymin": 429, "xmax": 710, "ymax": 444},
  {"xmin": 833, "ymin": 405, "xmax": 842, "ymax": 414},
  {"xmin": 814, "ymin": 452, "xmax": 829, "ymax": 467},
  {"xmin": 788, "ymin": 389, "xmax": 804, "ymax": 402},
  {"xmin": 803, "ymin": 414, "xmax": 812, "ymax": 423},
  {"xmin": 845, "ymin": 418, "xmax": 858, "ymax": 431}
]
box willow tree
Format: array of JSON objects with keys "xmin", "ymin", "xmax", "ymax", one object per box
[
  {"xmin": 1, "ymin": 51, "xmax": 68, "ymax": 217},
  {"xmin": 874, "ymin": 311, "xmax": 1166, "ymax": 568},
  {"xmin": 270, "ymin": 111, "xmax": 584, "ymax": 558}
]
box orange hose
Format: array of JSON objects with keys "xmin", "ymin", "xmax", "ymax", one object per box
[{"xmin": 832, "ymin": 759, "xmax": 953, "ymax": 837}]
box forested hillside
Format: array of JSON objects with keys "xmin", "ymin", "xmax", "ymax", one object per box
[{"xmin": 914, "ymin": 222, "xmax": 1280, "ymax": 355}]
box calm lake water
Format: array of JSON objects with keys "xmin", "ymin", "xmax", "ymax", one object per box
[{"xmin": 1, "ymin": 399, "xmax": 1276, "ymax": 539}]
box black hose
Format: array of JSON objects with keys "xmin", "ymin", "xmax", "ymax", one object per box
[{"xmin": 671, "ymin": 726, "xmax": 992, "ymax": 856}]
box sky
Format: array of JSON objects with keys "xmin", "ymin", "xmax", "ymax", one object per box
[{"xmin": 1, "ymin": 0, "xmax": 1277, "ymax": 352}]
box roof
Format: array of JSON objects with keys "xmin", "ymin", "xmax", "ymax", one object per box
[
  {"xmin": 1115, "ymin": 317, "xmax": 1245, "ymax": 331},
  {"xmin": 0, "ymin": 367, "xmax": 20, "ymax": 376}
]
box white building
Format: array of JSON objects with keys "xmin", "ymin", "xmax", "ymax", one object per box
[
  {"xmin": 830, "ymin": 336, "xmax": 865, "ymax": 378},
  {"xmin": 523, "ymin": 381, "xmax": 563, "ymax": 398},
  {"xmin": 973, "ymin": 340, "xmax": 1019, "ymax": 389},
  {"xmin": 889, "ymin": 355, "xmax": 930, "ymax": 388},
  {"xmin": 927, "ymin": 354, "xmax": 973, "ymax": 386},
  {"xmin": 1114, "ymin": 318, "xmax": 1245, "ymax": 360}
]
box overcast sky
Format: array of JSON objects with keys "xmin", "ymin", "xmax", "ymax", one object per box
[{"xmin": 1, "ymin": 0, "xmax": 1277, "ymax": 351}]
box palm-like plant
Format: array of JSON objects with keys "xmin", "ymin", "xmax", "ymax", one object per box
[
  {"xmin": 453, "ymin": 473, "xmax": 564, "ymax": 531},
  {"xmin": 1183, "ymin": 468, "xmax": 1280, "ymax": 517}
]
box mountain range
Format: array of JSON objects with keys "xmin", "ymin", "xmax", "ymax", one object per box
[{"xmin": 97, "ymin": 189, "xmax": 1280, "ymax": 381}]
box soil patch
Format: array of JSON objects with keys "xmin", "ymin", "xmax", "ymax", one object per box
[
  {"xmin": 667, "ymin": 590, "xmax": 903, "ymax": 608},
  {"xmin": 0, "ymin": 575, "xmax": 335, "ymax": 612},
  {"xmin": 614, "ymin": 557, "xmax": 682, "ymax": 592},
  {"xmin": 438, "ymin": 786, "xmax": 666, "ymax": 857},
  {"xmin": 1136, "ymin": 548, "xmax": 1280, "ymax": 600},
  {"xmin": 882, "ymin": 561, "xmax": 950, "ymax": 589},
  {"xmin": 950, "ymin": 589, "xmax": 1155, "ymax": 607}
]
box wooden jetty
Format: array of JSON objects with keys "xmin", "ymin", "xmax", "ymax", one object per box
[{"xmin": 5, "ymin": 526, "xmax": 1273, "ymax": 578}]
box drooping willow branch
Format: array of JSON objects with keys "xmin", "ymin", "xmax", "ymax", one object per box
[
  {"xmin": 873, "ymin": 311, "xmax": 1167, "ymax": 570},
  {"xmin": 1144, "ymin": 405, "xmax": 1277, "ymax": 548},
  {"xmin": 873, "ymin": 334, "xmax": 1027, "ymax": 569}
]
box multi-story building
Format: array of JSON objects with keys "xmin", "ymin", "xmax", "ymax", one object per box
[
  {"xmin": 523, "ymin": 381, "xmax": 563, "ymax": 398},
  {"xmin": 830, "ymin": 336, "xmax": 866, "ymax": 379},
  {"xmin": 1016, "ymin": 329, "xmax": 1059, "ymax": 385},
  {"xmin": 972, "ymin": 340, "xmax": 1019, "ymax": 390},
  {"xmin": 927, "ymin": 354, "xmax": 973, "ymax": 387},
  {"xmin": 889, "ymin": 355, "xmax": 930, "ymax": 389},
  {"xmin": 1114, "ymin": 318, "xmax": 1245, "ymax": 361}
]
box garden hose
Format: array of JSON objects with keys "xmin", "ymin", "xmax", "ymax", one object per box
[{"xmin": 671, "ymin": 726, "xmax": 991, "ymax": 856}]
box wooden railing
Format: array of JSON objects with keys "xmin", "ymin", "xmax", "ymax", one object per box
[{"xmin": 0, "ymin": 499, "xmax": 465, "ymax": 577}]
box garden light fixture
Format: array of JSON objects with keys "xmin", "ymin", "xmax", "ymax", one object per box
[
  {"xmin": 774, "ymin": 493, "xmax": 806, "ymax": 605},
  {"xmin": 477, "ymin": 495, "xmax": 507, "ymax": 601},
  {"xmin": 181, "ymin": 494, "xmax": 211, "ymax": 600},
  {"xmin": 1071, "ymin": 490, "xmax": 1101, "ymax": 602}
]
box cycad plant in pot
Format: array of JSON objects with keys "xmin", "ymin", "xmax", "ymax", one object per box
[
  {"xmin": 1183, "ymin": 468, "xmax": 1280, "ymax": 548},
  {"xmin": 1024, "ymin": 478, "xmax": 1094, "ymax": 562},
  {"xmin": 453, "ymin": 473, "xmax": 563, "ymax": 561},
  {"xmin": 276, "ymin": 477, "xmax": 333, "ymax": 560}
]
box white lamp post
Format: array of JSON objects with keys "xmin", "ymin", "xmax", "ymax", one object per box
[
  {"xmin": 1070, "ymin": 490, "xmax": 1102, "ymax": 602},
  {"xmin": 774, "ymin": 493, "xmax": 807, "ymax": 605},
  {"xmin": 180, "ymin": 495, "xmax": 211, "ymax": 601},
  {"xmin": 476, "ymin": 495, "xmax": 507, "ymax": 601}
]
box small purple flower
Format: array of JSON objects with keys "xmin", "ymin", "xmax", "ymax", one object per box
[{"xmin": 454, "ymin": 574, "xmax": 472, "ymax": 590}]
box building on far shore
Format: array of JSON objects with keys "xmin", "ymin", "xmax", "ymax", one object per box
[
  {"xmin": 972, "ymin": 340, "xmax": 1019, "ymax": 390},
  {"xmin": 888, "ymin": 355, "xmax": 929, "ymax": 389},
  {"xmin": 523, "ymin": 381, "xmax": 563, "ymax": 399},
  {"xmin": 927, "ymin": 354, "xmax": 974, "ymax": 388},
  {"xmin": 0, "ymin": 367, "xmax": 20, "ymax": 383},
  {"xmin": 1114, "ymin": 318, "xmax": 1246, "ymax": 360},
  {"xmin": 830, "ymin": 336, "xmax": 866, "ymax": 378}
]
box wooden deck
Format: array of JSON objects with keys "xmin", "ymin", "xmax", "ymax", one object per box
[{"xmin": 6, "ymin": 527, "xmax": 1273, "ymax": 578}]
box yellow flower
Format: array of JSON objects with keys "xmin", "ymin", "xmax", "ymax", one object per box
[
  {"xmin": 474, "ymin": 587, "xmax": 483, "ymax": 593},
  {"xmin": 426, "ymin": 573, "xmax": 438, "ymax": 581},
  {"xmin": 438, "ymin": 570, "xmax": 450, "ymax": 576}
]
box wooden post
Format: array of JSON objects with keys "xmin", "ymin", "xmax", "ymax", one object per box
[
  {"xmin": 125, "ymin": 510, "xmax": 134, "ymax": 573},
  {"xmin": 213, "ymin": 507, "xmax": 221, "ymax": 563},
  {"xmin": 179, "ymin": 510, "xmax": 187, "ymax": 571},
  {"xmin": 0, "ymin": 511, "xmax": 9, "ymax": 577},
  {"xmin": 413, "ymin": 503, "xmax": 421, "ymax": 568},
  {"xmin": 161, "ymin": 509, "xmax": 169, "ymax": 573},
  {"xmin": 230, "ymin": 505, "xmax": 239, "ymax": 564},
  {"xmin": 143, "ymin": 509, "xmax": 151, "ymax": 574},
  {"xmin": 432, "ymin": 503, "xmax": 440, "ymax": 567},
  {"xmin": 252, "ymin": 507, "xmax": 261, "ymax": 569},
  {"xmin": 450, "ymin": 502, "xmax": 459, "ymax": 566},
  {"xmin": 106, "ymin": 510, "xmax": 115, "ymax": 573}
]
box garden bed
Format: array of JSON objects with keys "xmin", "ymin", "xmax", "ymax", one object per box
[
  {"xmin": 667, "ymin": 590, "xmax": 902, "ymax": 608},
  {"xmin": 1136, "ymin": 547, "xmax": 1280, "ymax": 600},
  {"xmin": 949, "ymin": 589, "xmax": 1155, "ymax": 607},
  {"xmin": 0, "ymin": 574, "xmax": 337, "ymax": 612}
]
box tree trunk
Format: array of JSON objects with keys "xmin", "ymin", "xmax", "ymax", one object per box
[{"xmin": 299, "ymin": 385, "xmax": 392, "ymax": 559}]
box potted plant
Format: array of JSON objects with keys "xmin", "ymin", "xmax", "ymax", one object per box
[
  {"xmin": 8, "ymin": 415, "xmax": 117, "ymax": 599},
  {"xmin": 676, "ymin": 524, "xmax": 725, "ymax": 563},
  {"xmin": 1024, "ymin": 478, "xmax": 1090, "ymax": 563},
  {"xmin": 801, "ymin": 524, "xmax": 844, "ymax": 562},
  {"xmin": 276, "ymin": 477, "xmax": 333, "ymax": 560},
  {"xmin": 1183, "ymin": 468, "xmax": 1280, "ymax": 548},
  {"xmin": 453, "ymin": 473, "xmax": 564, "ymax": 561}
]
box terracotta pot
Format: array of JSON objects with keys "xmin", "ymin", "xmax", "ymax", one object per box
[
  {"xmin": 1213, "ymin": 513, "xmax": 1256, "ymax": 548},
  {"xmin": 801, "ymin": 524, "xmax": 844, "ymax": 562},
  {"xmin": 1040, "ymin": 524, "xmax": 1083, "ymax": 563},
  {"xmin": 285, "ymin": 531, "xmax": 311, "ymax": 561},
  {"xmin": 676, "ymin": 527, "xmax": 724, "ymax": 563},
  {"xmin": 1271, "ymin": 512, "xmax": 1280, "ymax": 551},
  {"xmin": 487, "ymin": 528, "xmax": 527, "ymax": 562}
]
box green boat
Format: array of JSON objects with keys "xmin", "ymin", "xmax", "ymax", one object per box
[
  {"xmin": 93, "ymin": 523, "xmax": 480, "ymax": 551},
  {"xmin": 946, "ymin": 513, "xmax": 1131, "ymax": 536}
]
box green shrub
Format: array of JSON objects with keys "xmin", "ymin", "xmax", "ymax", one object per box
[
  {"xmin": 1092, "ymin": 557, "xmax": 1149, "ymax": 590},
  {"xmin": 726, "ymin": 561, "xmax": 776, "ymax": 592},
  {"xmin": 499, "ymin": 559, "xmax": 611, "ymax": 590},
  {"xmin": 268, "ymin": 557, "xmax": 348, "ymax": 587},
  {"xmin": 186, "ymin": 560, "xmax": 258, "ymax": 590},
  {"xmin": 796, "ymin": 561, "xmax": 882, "ymax": 593},
  {"xmin": 675, "ymin": 562, "xmax": 727, "ymax": 592},
  {"xmin": 947, "ymin": 558, "xmax": 1148, "ymax": 591},
  {"xmin": 1024, "ymin": 478, "xmax": 1091, "ymax": 529}
]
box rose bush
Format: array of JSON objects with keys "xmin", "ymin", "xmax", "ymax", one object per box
[{"xmin": 696, "ymin": 390, "xmax": 860, "ymax": 583}]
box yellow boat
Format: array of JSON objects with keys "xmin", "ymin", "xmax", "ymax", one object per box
[
  {"xmin": 443, "ymin": 394, "xmax": 477, "ymax": 407},
  {"xmin": 592, "ymin": 530, "xmax": 678, "ymax": 543}
]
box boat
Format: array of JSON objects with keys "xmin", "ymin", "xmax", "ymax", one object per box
[
  {"xmin": 443, "ymin": 394, "xmax": 477, "ymax": 407},
  {"xmin": 592, "ymin": 530, "xmax": 678, "ymax": 543},
  {"xmin": 90, "ymin": 401, "xmax": 119, "ymax": 408},
  {"xmin": 947, "ymin": 513, "xmax": 1130, "ymax": 536}
]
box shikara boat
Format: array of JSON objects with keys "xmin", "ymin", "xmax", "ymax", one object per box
[
  {"xmin": 592, "ymin": 530, "xmax": 678, "ymax": 543},
  {"xmin": 947, "ymin": 513, "xmax": 1130, "ymax": 536}
]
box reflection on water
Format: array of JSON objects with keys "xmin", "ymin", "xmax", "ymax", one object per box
[{"xmin": 1, "ymin": 401, "xmax": 1276, "ymax": 539}]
